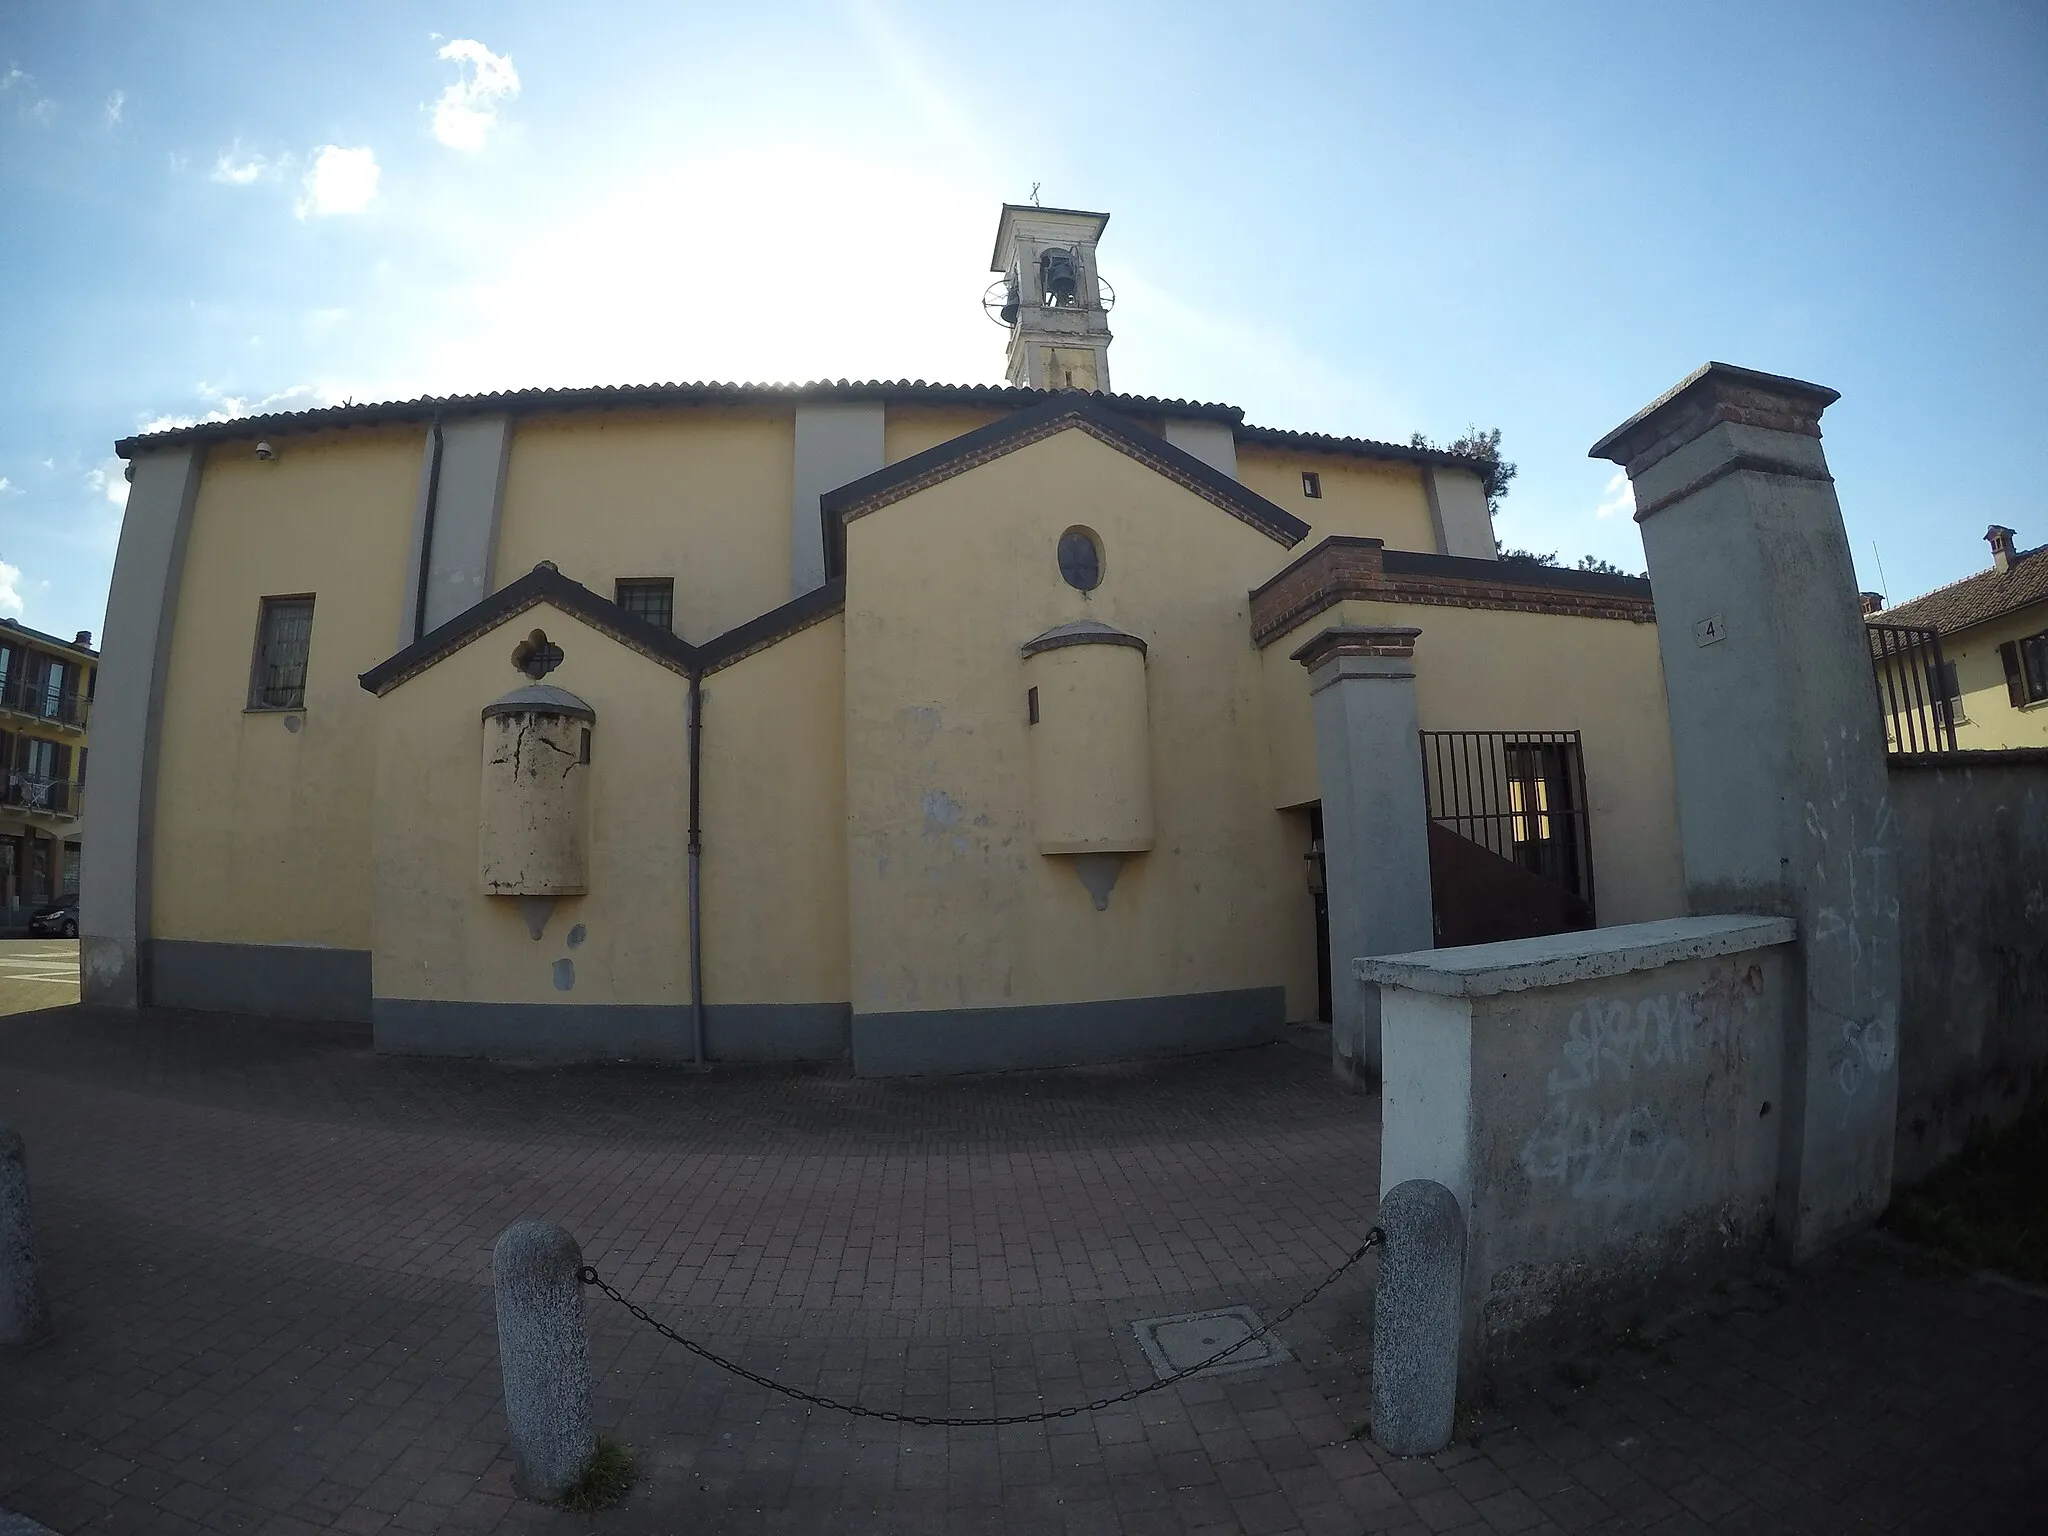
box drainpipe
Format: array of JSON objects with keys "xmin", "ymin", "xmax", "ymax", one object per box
[
  {"xmin": 687, "ymin": 670, "xmax": 706, "ymax": 1066},
  {"xmin": 412, "ymin": 416, "xmax": 446, "ymax": 643}
]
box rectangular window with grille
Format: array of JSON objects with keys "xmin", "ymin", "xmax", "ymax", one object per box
[
  {"xmin": 250, "ymin": 596, "xmax": 315, "ymax": 710},
  {"xmin": 615, "ymin": 578, "xmax": 675, "ymax": 634}
]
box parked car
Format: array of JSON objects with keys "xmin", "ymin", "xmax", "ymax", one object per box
[{"xmin": 29, "ymin": 895, "xmax": 78, "ymax": 939}]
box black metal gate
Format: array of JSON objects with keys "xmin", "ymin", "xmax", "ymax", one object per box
[
  {"xmin": 1420, "ymin": 731, "xmax": 1595, "ymax": 948},
  {"xmin": 1866, "ymin": 623, "xmax": 1959, "ymax": 754}
]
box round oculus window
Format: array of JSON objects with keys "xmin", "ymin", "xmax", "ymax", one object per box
[{"xmin": 1057, "ymin": 527, "xmax": 1103, "ymax": 591}]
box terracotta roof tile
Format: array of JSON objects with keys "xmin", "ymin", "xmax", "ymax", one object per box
[
  {"xmin": 1873, "ymin": 547, "xmax": 2048, "ymax": 636},
  {"xmin": 113, "ymin": 377, "xmax": 1491, "ymax": 474}
]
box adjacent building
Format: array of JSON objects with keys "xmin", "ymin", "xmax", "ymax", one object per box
[
  {"xmin": 83, "ymin": 204, "xmax": 1686, "ymax": 1074},
  {"xmin": 1, "ymin": 618, "xmax": 94, "ymax": 930},
  {"xmin": 1867, "ymin": 524, "xmax": 2048, "ymax": 751}
]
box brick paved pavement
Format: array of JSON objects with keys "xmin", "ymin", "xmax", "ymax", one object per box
[{"xmin": 0, "ymin": 1005, "xmax": 2043, "ymax": 1534}]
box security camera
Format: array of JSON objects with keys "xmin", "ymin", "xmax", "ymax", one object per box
[{"xmin": 254, "ymin": 442, "xmax": 277, "ymax": 461}]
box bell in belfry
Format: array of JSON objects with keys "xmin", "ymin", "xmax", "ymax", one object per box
[{"xmin": 1041, "ymin": 248, "xmax": 1078, "ymax": 306}]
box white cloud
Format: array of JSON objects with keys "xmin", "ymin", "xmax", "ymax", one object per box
[
  {"xmin": 0, "ymin": 560, "xmax": 22, "ymax": 620},
  {"xmin": 431, "ymin": 39, "xmax": 519, "ymax": 152},
  {"xmin": 1595, "ymin": 470, "xmax": 1633, "ymax": 519},
  {"xmin": 104, "ymin": 89, "xmax": 124, "ymax": 128},
  {"xmin": 212, "ymin": 145, "xmax": 275, "ymax": 185},
  {"xmin": 1, "ymin": 64, "xmax": 54, "ymax": 123},
  {"xmin": 296, "ymin": 145, "xmax": 380, "ymax": 219},
  {"xmin": 84, "ymin": 460, "xmax": 129, "ymax": 507},
  {"xmin": 135, "ymin": 382, "xmax": 346, "ymax": 437},
  {"xmin": 0, "ymin": 476, "xmax": 18, "ymax": 495}
]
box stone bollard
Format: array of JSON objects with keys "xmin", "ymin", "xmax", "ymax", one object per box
[
  {"xmin": 0, "ymin": 1120, "xmax": 53, "ymax": 1347},
  {"xmin": 492, "ymin": 1221, "xmax": 596, "ymax": 1500},
  {"xmin": 1372, "ymin": 1179, "xmax": 1464, "ymax": 1455}
]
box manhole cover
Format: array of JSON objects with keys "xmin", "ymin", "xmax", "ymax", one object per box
[{"xmin": 1131, "ymin": 1305, "xmax": 1289, "ymax": 1382}]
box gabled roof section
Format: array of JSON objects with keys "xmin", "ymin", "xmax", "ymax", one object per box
[
  {"xmin": 1874, "ymin": 545, "xmax": 2048, "ymax": 637},
  {"xmin": 1232, "ymin": 423, "xmax": 1493, "ymax": 476},
  {"xmin": 818, "ymin": 393, "xmax": 1312, "ymax": 576},
  {"xmin": 357, "ymin": 563, "xmax": 845, "ymax": 694}
]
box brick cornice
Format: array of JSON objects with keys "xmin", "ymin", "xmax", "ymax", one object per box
[
  {"xmin": 1289, "ymin": 625, "xmax": 1421, "ymax": 670},
  {"xmin": 1249, "ymin": 538, "xmax": 1656, "ymax": 648},
  {"xmin": 1589, "ymin": 362, "xmax": 1840, "ymax": 479}
]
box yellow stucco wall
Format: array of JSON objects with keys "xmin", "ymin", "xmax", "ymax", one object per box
[
  {"xmin": 152, "ymin": 428, "xmax": 418, "ymax": 948},
  {"xmin": 1939, "ymin": 608, "xmax": 2048, "ymax": 749},
  {"xmin": 1236, "ymin": 448, "xmax": 1441, "ymax": 554},
  {"xmin": 700, "ymin": 614, "xmax": 850, "ymax": 1006},
  {"xmin": 1262, "ymin": 599, "xmax": 1684, "ymax": 930},
  {"xmin": 882, "ymin": 406, "xmax": 1006, "ymax": 465},
  {"xmin": 494, "ymin": 408, "xmax": 794, "ymax": 645},
  {"xmin": 370, "ymin": 601, "xmax": 692, "ymax": 1004},
  {"xmin": 844, "ymin": 425, "xmax": 1317, "ymax": 1019}
]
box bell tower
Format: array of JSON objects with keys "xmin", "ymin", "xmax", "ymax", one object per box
[{"xmin": 988, "ymin": 203, "xmax": 1114, "ymax": 392}]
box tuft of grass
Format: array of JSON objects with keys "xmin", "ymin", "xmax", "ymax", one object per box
[
  {"xmin": 1887, "ymin": 1107, "xmax": 2048, "ymax": 1286},
  {"xmin": 556, "ymin": 1434, "xmax": 636, "ymax": 1513}
]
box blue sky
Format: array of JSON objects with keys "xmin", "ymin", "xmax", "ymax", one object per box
[{"xmin": 1, "ymin": 1, "xmax": 2042, "ymax": 641}]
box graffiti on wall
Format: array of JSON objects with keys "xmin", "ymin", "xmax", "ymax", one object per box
[{"xmin": 1518, "ymin": 962, "xmax": 1765, "ymax": 1205}]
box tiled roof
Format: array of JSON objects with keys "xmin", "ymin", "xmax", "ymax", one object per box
[
  {"xmin": 1873, "ymin": 547, "xmax": 2048, "ymax": 637},
  {"xmin": 112, "ymin": 378, "xmax": 1490, "ymax": 474},
  {"xmin": 1233, "ymin": 422, "xmax": 1484, "ymax": 473}
]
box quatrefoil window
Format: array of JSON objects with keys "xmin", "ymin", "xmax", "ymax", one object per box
[{"xmin": 511, "ymin": 629, "xmax": 564, "ymax": 680}]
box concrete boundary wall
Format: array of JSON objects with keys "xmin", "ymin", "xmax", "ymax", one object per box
[
  {"xmin": 1365, "ymin": 915, "xmax": 1795, "ymax": 1388},
  {"xmin": 1890, "ymin": 752, "xmax": 2048, "ymax": 1183}
]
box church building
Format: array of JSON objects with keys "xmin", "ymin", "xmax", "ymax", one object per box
[{"xmin": 83, "ymin": 204, "xmax": 1684, "ymax": 1077}]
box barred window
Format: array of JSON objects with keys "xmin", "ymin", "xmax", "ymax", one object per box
[
  {"xmin": 615, "ymin": 578, "xmax": 675, "ymax": 633},
  {"xmin": 251, "ymin": 596, "xmax": 314, "ymax": 710}
]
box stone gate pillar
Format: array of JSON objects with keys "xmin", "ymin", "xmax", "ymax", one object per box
[
  {"xmin": 1592, "ymin": 363, "xmax": 1899, "ymax": 1262},
  {"xmin": 1292, "ymin": 625, "xmax": 1435, "ymax": 1085}
]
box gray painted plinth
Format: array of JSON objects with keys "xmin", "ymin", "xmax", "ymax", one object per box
[
  {"xmin": 492, "ymin": 1221, "xmax": 595, "ymax": 1501},
  {"xmin": 0, "ymin": 1122, "xmax": 52, "ymax": 1348},
  {"xmin": 1372, "ymin": 1179, "xmax": 1464, "ymax": 1456},
  {"xmin": 851, "ymin": 987, "xmax": 1285, "ymax": 1077},
  {"xmin": 374, "ymin": 1000, "xmax": 850, "ymax": 1063},
  {"xmin": 150, "ymin": 940, "xmax": 372, "ymax": 1023}
]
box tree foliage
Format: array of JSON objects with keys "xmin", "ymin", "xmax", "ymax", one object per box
[
  {"xmin": 1499, "ymin": 549, "xmax": 1640, "ymax": 578},
  {"xmin": 1411, "ymin": 425, "xmax": 1519, "ymax": 515}
]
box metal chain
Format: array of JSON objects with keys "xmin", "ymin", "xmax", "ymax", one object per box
[{"xmin": 578, "ymin": 1226, "xmax": 1383, "ymax": 1428}]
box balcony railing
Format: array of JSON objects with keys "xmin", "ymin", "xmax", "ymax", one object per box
[
  {"xmin": 1, "ymin": 774, "xmax": 83, "ymax": 819},
  {"xmin": 0, "ymin": 673, "xmax": 89, "ymax": 731}
]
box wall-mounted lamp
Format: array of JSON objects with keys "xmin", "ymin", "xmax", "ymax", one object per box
[
  {"xmin": 1304, "ymin": 838, "xmax": 1326, "ymax": 896},
  {"xmin": 254, "ymin": 441, "xmax": 278, "ymax": 462}
]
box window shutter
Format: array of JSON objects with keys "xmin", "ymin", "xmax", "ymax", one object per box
[{"xmin": 2001, "ymin": 641, "xmax": 2025, "ymax": 706}]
